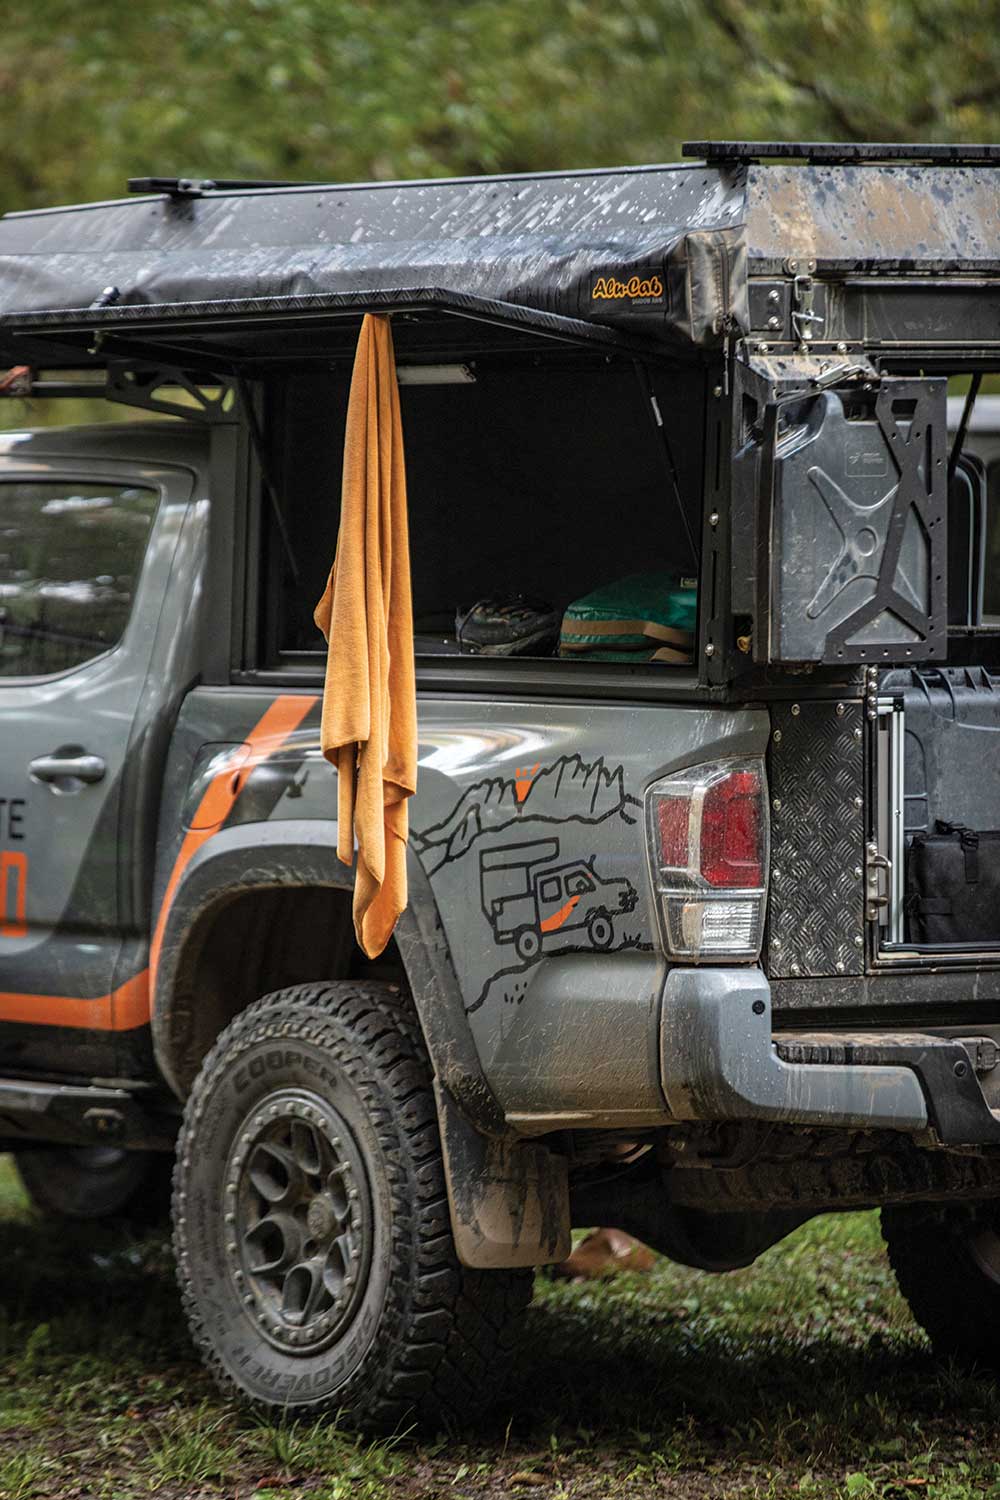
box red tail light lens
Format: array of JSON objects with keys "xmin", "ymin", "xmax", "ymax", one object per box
[
  {"xmin": 655, "ymin": 794, "xmax": 692, "ymax": 869},
  {"xmin": 646, "ymin": 757, "xmax": 769, "ymax": 962},
  {"xmin": 700, "ymin": 768, "xmax": 764, "ymax": 888}
]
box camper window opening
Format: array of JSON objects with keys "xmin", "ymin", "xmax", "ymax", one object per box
[
  {"xmin": 255, "ymin": 357, "xmax": 706, "ymax": 673},
  {"xmin": 942, "ymin": 378, "xmax": 1000, "ymax": 629}
]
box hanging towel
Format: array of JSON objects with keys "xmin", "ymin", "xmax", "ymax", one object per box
[{"xmin": 313, "ymin": 314, "xmax": 417, "ymax": 958}]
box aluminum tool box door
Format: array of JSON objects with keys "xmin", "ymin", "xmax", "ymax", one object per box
[{"xmin": 756, "ymin": 377, "xmax": 948, "ymax": 666}]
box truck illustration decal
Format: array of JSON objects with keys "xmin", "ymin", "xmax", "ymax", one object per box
[
  {"xmin": 412, "ymin": 755, "xmax": 651, "ymax": 1015},
  {"xmin": 480, "ymin": 838, "xmax": 637, "ymax": 961}
]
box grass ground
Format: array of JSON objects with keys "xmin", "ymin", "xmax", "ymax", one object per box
[{"xmin": 0, "ymin": 1156, "xmax": 998, "ymax": 1499}]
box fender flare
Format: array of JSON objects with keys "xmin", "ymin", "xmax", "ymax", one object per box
[{"xmin": 151, "ymin": 818, "xmax": 506, "ymax": 1134}]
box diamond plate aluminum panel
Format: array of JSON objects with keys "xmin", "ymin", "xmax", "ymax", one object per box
[{"xmin": 767, "ymin": 700, "xmax": 866, "ymax": 978}]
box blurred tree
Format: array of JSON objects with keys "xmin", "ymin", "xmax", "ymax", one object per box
[{"xmin": 1, "ymin": 0, "xmax": 999, "ymax": 213}]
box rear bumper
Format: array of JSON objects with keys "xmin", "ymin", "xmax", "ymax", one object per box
[{"xmin": 659, "ymin": 967, "xmax": 930, "ymax": 1132}]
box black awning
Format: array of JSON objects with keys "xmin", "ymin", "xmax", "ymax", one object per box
[
  {"xmin": 0, "ymin": 162, "xmax": 749, "ymax": 366},
  {"xmin": 5, "ymin": 153, "xmax": 1000, "ymax": 370}
]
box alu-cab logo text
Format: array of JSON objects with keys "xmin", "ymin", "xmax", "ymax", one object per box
[{"xmin": 591, "ymin": 273, "xmax": 664, "ymax": 302}]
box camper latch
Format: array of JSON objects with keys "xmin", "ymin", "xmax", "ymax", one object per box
[
  {"xmin": 865, "ymin": 841, "xmax": 892, "ymax": 922},
  {"xmin": 785, "ymin": 258, "xmax": 823, "ymax": 344},
  {"xmin": 810, "ymin": 362, "xmax": 871, "ymax": 391}
]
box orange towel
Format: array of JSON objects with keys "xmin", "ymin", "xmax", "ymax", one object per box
[{"xmin": 313, "ymin": 314, "xmax": 417, "ymax": 958}]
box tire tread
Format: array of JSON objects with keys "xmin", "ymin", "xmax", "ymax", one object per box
[
  {"xmin": 882, "ymin": 1201, "xmax": 1000, "ymax": 1369},
  {"xmin": 172, "ymin": 980, "xmax": 532, "ymax": 1427}
]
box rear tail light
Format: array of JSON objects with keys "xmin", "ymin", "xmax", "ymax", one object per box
[{"xmin": 645, "ymin": 758, "xmax": 768, "ymax": 961}]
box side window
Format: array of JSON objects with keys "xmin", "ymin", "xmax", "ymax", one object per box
[
  {"xmin": 538, "ymin": 876, "xmax": 562, "ymax": 903},
  {"xmin": 0, "ymin": 480, "xmax": 158, "ymax": 678},
  {"xmin": 259, "ymin": 362, "xmax": 703, "ymax": 669},
  {"xmin": 565, "ymin": 870, "xmax": 595, "ymax": 896}
]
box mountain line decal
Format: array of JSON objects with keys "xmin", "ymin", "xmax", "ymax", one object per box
[{"xmin": 411, "ymin": 754, "xmax": 640, "ymax": 875}]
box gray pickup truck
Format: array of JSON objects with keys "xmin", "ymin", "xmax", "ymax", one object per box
[{"xmin": 4, "ymin": 140, "xmax": 1000, "ymax": 1427}]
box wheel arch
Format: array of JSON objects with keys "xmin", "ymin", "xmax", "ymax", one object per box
[{"xmin": 151, "ymin": 819, "xmax": 505, "ymax": 1134}]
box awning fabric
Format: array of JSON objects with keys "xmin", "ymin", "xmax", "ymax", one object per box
[{"xmin": 0, "ymin": 164, "xmax": 749, "ymax": 360}]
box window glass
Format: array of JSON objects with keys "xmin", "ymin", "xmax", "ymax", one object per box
[
  {"xmin": 565, "ymin": 870, "xmax": 594, "ymax": 896},
  {"xmin": 0, "ymin": 481, "xmax": 158, "ymax": 678},
  {"xmin": 538, "ymin": 876, "xmax": 562, "ymax": 903}
]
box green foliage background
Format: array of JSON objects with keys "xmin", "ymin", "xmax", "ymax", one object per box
[{"xmin": 2, "ymin": 0, "xmax": 1000, "ymax": 214}]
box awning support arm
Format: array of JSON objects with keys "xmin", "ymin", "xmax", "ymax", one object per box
[
  {"xmin": 237, "ymin": 377, "xmax": 301, "ymax": 586},
  {"xmin": 949, "ymin": 373, "xmax": 982, "ymax": 485},
  {"xmin": 632, "ymin": 360, "xmax": 699, "ymax": 569}
]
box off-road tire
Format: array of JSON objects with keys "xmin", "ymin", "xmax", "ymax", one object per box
[
  {"xmin": 14, "ymin": 1145, "xmax": 171, "ymax": 1225},
  {"xmin": 882, "ymin": 1200, "xmax": 1000, "ymax": 1369},
  {"xmin": 172, "ymin": 980, "xmax": 533, "ymax": 1428}
]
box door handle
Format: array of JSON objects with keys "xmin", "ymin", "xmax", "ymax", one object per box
[
  {"xmin": 865, "ymin": 842, "xmax": 892, "ymax": 922},
  {"xmin": 29, "ymin": 749, "xmax": 107, "ymax": 790}
]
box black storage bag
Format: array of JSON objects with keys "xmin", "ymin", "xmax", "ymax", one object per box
[{"xmin": 906, "ymin": 821, "xmax": 1000, "ymax": 944}]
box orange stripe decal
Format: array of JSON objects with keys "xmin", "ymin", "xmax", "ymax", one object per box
[
  {"xmin": 0, "ymin": 693, "xmax": 318, "ymax": 1033},
  {"xmin": 0, "ymin": 969, "xmax": 147, "ymax": 1031},
  {"xmin": 112, "ymin": 968, "xmax": 154, "ymax": 1031},
  {"xmin": 150, "ymin": 694, "xmax": 318, "ymax": 996},
  {"xmin": 539, "ymin": 893, "xmax": 580, "ymax": 934},
  {"xmin": 0, "ymin": 851, "xmax": 28, "ymax": 939}
]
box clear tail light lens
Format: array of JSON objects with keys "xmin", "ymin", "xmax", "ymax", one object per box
[{"xmin": 645, "ymin": 758, "xmax": 768, "ymax": 961}]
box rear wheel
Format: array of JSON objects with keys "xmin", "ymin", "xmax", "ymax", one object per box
[
  {"xmin": 14, "ymin": 1145, "xmax": 171, "ymax": 1225},
  {"xmin": 882, "ymin": 1200, "xmax": 1000, "ymax": 1368},
  {"xmin": 587, "ymin": 913, "xmax": 614, "ymax": 950},
  {"xmin": 173, "ymin": 980, "xmax": 533, "ymax": 1427},
  {"xmin": 515, "ymin": 927, "xmax": 540, "ymax": 961}
]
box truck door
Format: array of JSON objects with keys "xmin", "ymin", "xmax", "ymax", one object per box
[{"xmin": 0, "ymin": 456, "xmax": 192, "ymax": 1058}]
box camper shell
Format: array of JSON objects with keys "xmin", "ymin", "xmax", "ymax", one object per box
[
  {"xmin": 3, "ymin": 141, "xmax": 999, "ymax": 686},
  {"xmin": 4, "ymin": 142, "xmax": 1000, "ymax": 1421}
]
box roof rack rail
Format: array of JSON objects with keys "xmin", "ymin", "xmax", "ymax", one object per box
[
  {"xmin": 683, "ymin": 141, "xmax": 1000, "ymax": 165},
  {"xmin": 127, "ymin": 176, "xmax": 324, "ymax": 198}
]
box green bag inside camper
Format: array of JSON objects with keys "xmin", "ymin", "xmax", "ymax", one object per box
[{"xmin": 560, "ymin": 572, "xmax": 697, "ymax": 664}]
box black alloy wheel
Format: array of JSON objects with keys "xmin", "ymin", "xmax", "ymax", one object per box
[{"xmin": 173, "ymin": 980, "xmax": 533, "ymax": 1427}]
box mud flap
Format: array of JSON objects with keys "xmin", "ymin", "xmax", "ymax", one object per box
[{"xmin": 435, "ymin": 1081, "xmax": 570, "ymax": 1269}]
